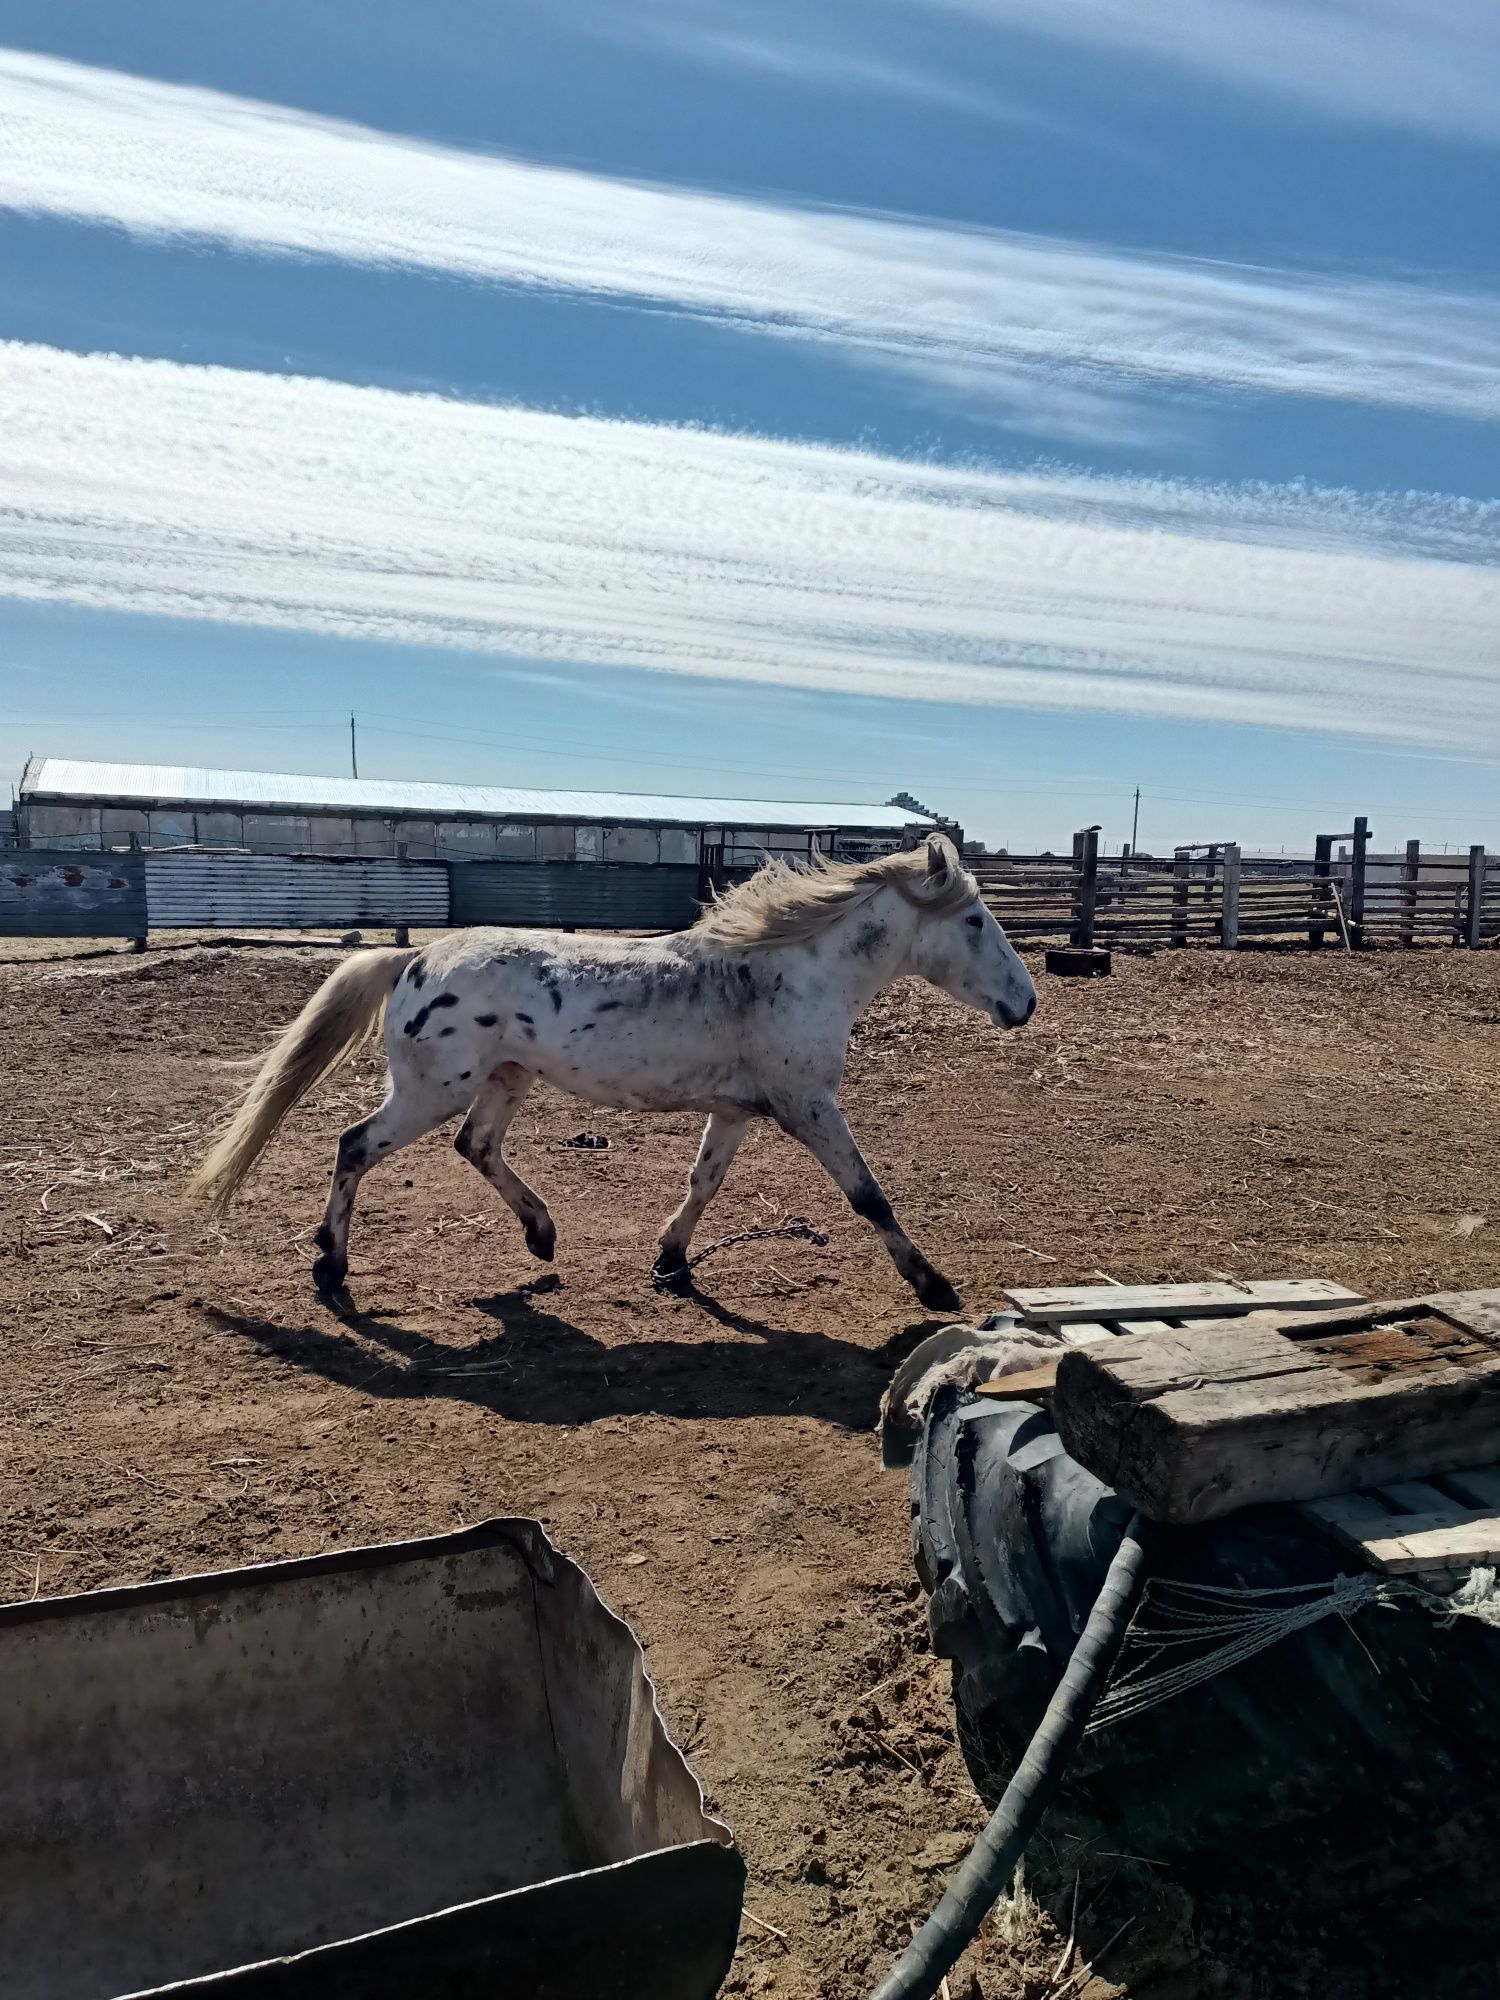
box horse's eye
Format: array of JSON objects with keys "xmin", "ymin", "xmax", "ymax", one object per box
[{"xmin": 966, "ymin": 913, "xmax": 984, "ymax": 929}]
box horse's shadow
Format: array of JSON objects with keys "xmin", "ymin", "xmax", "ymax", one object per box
[{"xmin": 206, "ymin": 1280, "xmax": 938, "ymax": 1430}]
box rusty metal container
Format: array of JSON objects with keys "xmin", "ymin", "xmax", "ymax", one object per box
[{"xmin": 0, "ymin": 1520, "xmax": 743, "ymax": 1999}]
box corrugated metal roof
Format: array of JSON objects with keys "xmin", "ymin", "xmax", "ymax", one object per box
[{"xmin": 23, "ymin": 759, "xmax": 930, "ymax": 834}]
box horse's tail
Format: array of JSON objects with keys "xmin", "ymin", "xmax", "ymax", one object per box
[{"xmin": 191, "ymin": 947, "xmax": 416, "ymax": 1212}]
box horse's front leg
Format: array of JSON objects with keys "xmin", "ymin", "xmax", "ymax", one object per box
[
  {"xmin": 653, "ymin": 1111, "xmax": 749, "ymax": 1282},
  {"xmin": 779, "ymin": 1095, "xmax": 961, "ymax": 1314}
]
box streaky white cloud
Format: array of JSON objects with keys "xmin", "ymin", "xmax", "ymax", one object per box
[
  {"xmin": 1, "ymin": 341, "xmax": 1496, "ymax": 754},
  {"xmin": 928, "ymin": 0, "xmax": 1500, "ymax": 144},
  {"xmin": 2, "ymin": 50, "xmax": 1498, "ymax": 442}
]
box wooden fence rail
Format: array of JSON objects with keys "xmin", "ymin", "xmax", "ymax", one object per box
[{"xmin": 974, "ymin": 831, "xmax": 1494, "ymax": 954}]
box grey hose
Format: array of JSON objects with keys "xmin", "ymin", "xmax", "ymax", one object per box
[{"xmin": 870, "ymin": 1516, "xmax": 1149, "ymax": 2000}]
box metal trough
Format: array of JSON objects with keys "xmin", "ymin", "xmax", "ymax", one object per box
[{"xmin": 0, "ymin": 1520, "xmax": 744, "ymax": 1999}]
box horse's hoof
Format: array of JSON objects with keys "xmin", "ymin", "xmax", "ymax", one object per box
[
  {"xmin": 652, "ymin": 1248, "xmax": 691, "ymax": 1290},
  {"xmin": 312, "ymin": 1254, "xmax": 348, "ymax": 1295},
  {"xmin": 915, "ymin": 1270, "xmax": 963, "ymax": 1315},
  {"xmin": 525, "ymin": 1219, "xmax": 557, "ymax": 1262}
]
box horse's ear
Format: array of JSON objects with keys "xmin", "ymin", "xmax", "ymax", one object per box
[{"xmin": 924, "ymin": 832, "xmax": 956, "ymax": 884}]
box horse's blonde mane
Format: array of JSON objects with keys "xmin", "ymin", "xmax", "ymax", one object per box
[{"xmin": 692, "ymin": 837, "xmax": 978, "ymax": 950}]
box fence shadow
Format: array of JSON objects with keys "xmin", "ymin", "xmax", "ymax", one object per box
[{"xmin": 203, "ymin": 1282, "xmax": 939, "ymax": 1431}]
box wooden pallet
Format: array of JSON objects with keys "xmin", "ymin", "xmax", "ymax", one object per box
[{"xmin": 981, "ymin": 1280, "xmax": 1500, "ymax": 1573}]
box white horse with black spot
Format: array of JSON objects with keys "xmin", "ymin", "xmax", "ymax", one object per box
[{"xmin": 193, "ymin": 834, "xmax": 1036, "ymax": 1310}]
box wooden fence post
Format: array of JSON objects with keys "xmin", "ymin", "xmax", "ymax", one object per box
[
  {"xmin": 1072, "ymin": 826, "xmax": 1099, "ymax": 947},
  {"xmin": 1400, "ymin": 838, "xmax": 1420, "ymax": 948},
  {"xmin": 1310, "ymin": 834, "xmax": 1332, "ymax": 949},
  {"xmin": 1171, "ymin": 848, "xmax": 1190, "ymax": 948},
  {"xmin": 1349, "ymin": 817, "xmax": 1369, "ymax": 950},
  {"xmin": 1220, "ymin": 844, "xmax": 1241, "ymax": 950},
  {"xmin": 1466, "ymin": 846, "xmax": 1486, "ymax": 949}
]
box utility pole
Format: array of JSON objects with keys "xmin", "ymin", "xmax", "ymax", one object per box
[
  {"xmin": 350, "ymin": 712, "xmax": 358, "ymax": 780},
  {"xmin": 1130, "ymin": 787, "xmax": 1140, "ymax": 855}
]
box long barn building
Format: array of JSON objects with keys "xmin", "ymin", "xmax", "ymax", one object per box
[{"xmin": 13, "ymin": 758, "xmax": 937, "ymax": 934}]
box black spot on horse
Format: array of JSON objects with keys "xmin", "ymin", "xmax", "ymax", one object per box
[
  {"xmin": 596, "ymin": 1000, "xmax": 622, "ymax": 1013},
  {"xmin": 400, "ymin": 992, "xmax": 452, "ymax": 1040},
  {"xmin": 474, "ymin": 1013, "xmax": 499, "ymax": 1027},
  {"xmin": 549, "ymin": 987, "xmax": 563, "ymax": 1014},
  {"xmin": 406, "ymin": 962, "xmax": 425, "ymax": 989},
  {"xmin": 737, "ymin": 964, "xmax": 753, "ymax": 985},
  {"xmin": 854, "ymin": 920, "xmax": 889, "ymax": 958},
  {"xmin": 439, "ymin": 1025, "xmax": 456, "ymax": 1037},
  {"xmin": 458, "ymin": 1071, "xmax": 472, "ymax": 1082},
  {"xmin": 516, "ymin": 1012, "xmax": 534, "ymax": 1025},
  {"xmin": 523, "ymin": 1023, "xmax": 536, "ymax": 1039}
]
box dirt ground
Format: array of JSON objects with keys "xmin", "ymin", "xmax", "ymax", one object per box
[{"xmin": 3, "ymin": 939, "xmax": 1499, "ymax": 1997}]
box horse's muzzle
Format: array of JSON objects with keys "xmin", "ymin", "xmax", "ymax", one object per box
[{"xmin": 992, "ymin": 990, "xmax": 1037, "ymax": 1029}]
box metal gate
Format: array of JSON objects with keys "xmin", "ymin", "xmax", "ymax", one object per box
[
  {"xmin": 145, "ymin": 854, "xmax": 450, "ymax": 929},
  {"xmin": 0, "ymin": 850, "xmax": 146, "ymax": 937},
  {"xmin": 449, "ymin": 862, "xmax": 701, "ymax": 930}
]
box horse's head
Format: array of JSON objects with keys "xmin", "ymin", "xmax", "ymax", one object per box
[{"xmin": 906, "ymin": 836, "xmax": 1037, "ymax": 1030}]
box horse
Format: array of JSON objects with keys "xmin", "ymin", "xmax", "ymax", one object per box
[{"xmin": 192, "ymin": 833, "xmax": 1036, "ymax": 1310}]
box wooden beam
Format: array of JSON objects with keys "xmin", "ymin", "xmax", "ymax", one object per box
[
  {"xmin": 1310, "ymin": 833, "xmax": 1333, "ymax": 950},
  {"xmin": 1303, "ymin": 1493, "xmax": 1500, "ymax": 1574},
  {"xmin": 1050, "ymin": 1303, "xmax": 1500, "ymax": 1525},
  {"xmin": 1466, "ymin": 845, "xmax": 1486, "ymax": 950},
  {"xmin": 1072, "ymin": 825, "xmax": 1099, "ymax": 949},
  {"xmin": 1400, "ymin": 837, "xmax": 1419, "ymax": 949},
  {"xmin": 971, "ymin": 1363, "xmax": 1059, "ymax": 1402},
  {"xmin": 1349, "ymin": 815, "xmax": 1370, "ymax": 949},
  {"xmin": 1220, "ymin": 842, "xmax": 1241, "ymax": 950},
  {"xmin": 1002, "ymin": 1279, "xmax": 1364, "ymax": 1325},
  {"xmin": 1170, "ymin": 849, "xmax": 1190, "ymax": 948}
]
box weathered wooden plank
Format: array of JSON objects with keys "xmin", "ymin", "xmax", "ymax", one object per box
[
  {"xmin": 1302, "ymin": 1498, "xmax": 1500, "ymax": 1574},
  {"xmin": 1426, "ymin": 1291, "xmax": 1500, "ymax": 1343},
  {"xmin": 1052, "ymin": 1311, "xmax": 1500, "ymax": 1525},
  {"xmin": 1303, "ymin": 1491, "xmax": 1405, "ymax": 1543},
  {"xmin": 1067, "ymin": 1320, "xmax": 1323, "ymax": 1396},
  {"xmin": 1060, "ymin": 1321, "xmax": 1117, "ymax": 1346},
  {"xmin": 1004, "ymin": 1279, "xmax": 1363, "ymax": 1324},
  {"xmin": 1374, "ymin": 1480, "xmax": 1462, "ymax": 1515},
  {"xmin": 1440, "ymin": 1463, "xmax": 1500, "ymax": 1509},
  {"xmin": 971, "ymin": 1363, "xmax": 1059, "ymax": 1402},
  {"xmin": 1110, "ymin": 1317, "xmax": 1176, "ymax": 1336}
]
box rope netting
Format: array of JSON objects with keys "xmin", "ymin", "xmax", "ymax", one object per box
[{"xmin": 1088, "ymin": 1564, "xmax": 1500, "ymax": 1734}]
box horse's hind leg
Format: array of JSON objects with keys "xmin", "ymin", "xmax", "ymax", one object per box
[
  {"xmin": 313, "ymin": 1088, "xmax": 454, "ymax": 1295},
  {"xmin": 454, "ymin": 1064, "xmax": 555, "ymax": 1261},
  {"xmin": 654, "ymin": 1111, "xmax": 749, "ymax": 1280},
  {"xmin": 779, "ymin": 1094, "xmax": 961, "ymax": 1314}
]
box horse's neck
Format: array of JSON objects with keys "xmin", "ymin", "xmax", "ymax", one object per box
[{"xmin": 824, "ymin": 887, "xmax": 920, "ymax": 1015}]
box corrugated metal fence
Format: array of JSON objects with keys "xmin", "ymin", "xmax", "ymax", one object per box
[
  {"xmin": 0, "ymin": 850, "xmax": 147, "ymax": 937},
  {"xmin": 450, "ymin": 862, "xmax": 700, "ymax": 931},
  {"xmin": 144, "ymin": 854, "xmax": 450, "ymax": 930}
]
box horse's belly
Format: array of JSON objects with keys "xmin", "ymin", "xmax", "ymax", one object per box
[{"xmin": 529, "ymin": 1037, "xmax": 751, "ymax": 1112}]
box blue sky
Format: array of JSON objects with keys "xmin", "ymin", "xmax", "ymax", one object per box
[{"xmin": 0, "ymin": 1, "xmax": 1496, "ymax": 850}]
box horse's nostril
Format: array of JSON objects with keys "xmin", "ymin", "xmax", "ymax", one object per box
[{"xmin": 1024, "ymin": 993, "xmax": 1037, "ymax": 1022}]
